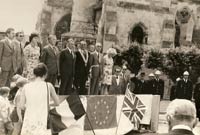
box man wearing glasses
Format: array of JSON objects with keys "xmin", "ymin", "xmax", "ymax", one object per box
[{"xmin": 12, "ymin": 31, "xmax": 26, "ymax": 75}]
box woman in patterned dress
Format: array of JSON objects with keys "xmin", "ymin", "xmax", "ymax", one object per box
[
  {"xmin": 20, "ymin": 63, "xmax": 59, "ymax": 135},
  {"xmin": 101, "ymin": 48, "xmax": 117, "ymax": 95},
  {"xmin": 23, "ymin": 33, "xmax": 40, "ymax": 80}
]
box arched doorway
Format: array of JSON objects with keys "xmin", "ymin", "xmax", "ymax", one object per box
[
  {"xmin": 54, "ymin": 13, "xmax": 71, "ymax": 40},
  {"xmin": 130, "ymin": 23, "xmax": 147, "ymax": 44}
]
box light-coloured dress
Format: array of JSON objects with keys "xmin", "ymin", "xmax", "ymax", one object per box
[
  {"xmin": 102, "ymin": 55, "xmax": 114, "ymax": 85},
  {"xmin": 23, "ymin": 44, "xmax": 40, "ymax": 80},
  {"xmin": 20, "ymin": 81, "xmax": 50, "ymax": 135}
]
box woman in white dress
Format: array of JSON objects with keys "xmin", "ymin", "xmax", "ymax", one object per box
[
  {"xmin": 101, "ymin": 48, "xmax": 117, "ymax": 95},
  {"xmin": 20, "ymin": 63, "xmax": 59, "ymax": 135}
]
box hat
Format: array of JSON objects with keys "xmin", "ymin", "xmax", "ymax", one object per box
[
  {"xmin": 130, "ymin": 73, "xmax": 135, "ymax": 78},
  {"xmin": 122, "ymin": 65, "xmax": 127, "ymax": 70},
  {"xmin": 96, "ymin": 43, "xmax": 102, "ymax": 47},
  {"xmin": 16, "ymin": 77, "xmax": 28, "ymax": 87},
  {"xmin": 183, "ymin": 71, "xmax": 189, "ymax": 76},
  {"xmin": 148, "ymin": 73, "xmax": 155, "ymax": 77},
  {"xmin": 12, "ymin": 74, "xmax": 22, "ymax": 82},
  {"xmin": 155, "ymin": 70, "xmax": 161, "ymax": 75},
  {"xmin": 114, "ymin": 66, "xmax": 121, "ymax": 72},
  {"xmin": 0, "ymin": 87, "xmax": 10, "ymax": 95},
  {"xmin": 80, "ymin": 41, "xmax": 86, "ymax": 44},
  {"xmin": 176, "ymin": 77, "xmax": 181, "ymax": 82},
  {"xmin": 106, "ymin": 48, "xmax": 117, "ymax": 55}
]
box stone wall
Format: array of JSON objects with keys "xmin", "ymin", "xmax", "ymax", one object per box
[{"xmin": 70, "ymin": 0, "xmax": 97, "ymax": 37}]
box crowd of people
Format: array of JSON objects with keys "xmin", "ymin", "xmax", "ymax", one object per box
[{"xmin": 0, "ymin": 27, "xmax": 200, "ymax": 135}]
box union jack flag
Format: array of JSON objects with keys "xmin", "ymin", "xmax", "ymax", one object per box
[{"xmin": 122, "ymin": 86, "xmax": 146, "ymax": 129}]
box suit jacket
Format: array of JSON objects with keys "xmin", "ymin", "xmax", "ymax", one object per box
[
  {"xmin": 153, "ymin": 79, "xmax": 165, "ymax": 99},
  {"xmin": 59, "ymin": 48, "xmax": 76, "ymax": 78},
  {"xmin": 88, "ymin": 51, "xmax": 103, "ymax": 78},
  {"xmin": 0, "ymin": 38, "xmax": 17, "ymax": 72},
  {"xmin": 176, "ymin": 79, "xmax": 193, "ymax": 100},
  {"xmin": 137, "ymin": 79, "xmax": 148, "ymax": 94},
  {"xmin": 74, "ymin": 50, "xmax": 90, "ymax": 80},
  {"xmin": 12, "ymin": 39, "xmax": 26, "ymax": 70},
  {"xmin": 194, "ymin": 82, "xmax": 200, "ymax": 102},
  {"xmin": 160, "ymin": 129, "xmax": 194, "ymax": 135},
  {"xmin": 109, "ymin": 75, "xmax": 125, "ymax": 94},
  {"xmin": 40, "ymin": 45, "xmax": 59, "ymax": 75}
]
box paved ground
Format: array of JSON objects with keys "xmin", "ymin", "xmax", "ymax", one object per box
[{"xmin": 158, "ymin": 101, "xmax": 200, "ymax": 135}]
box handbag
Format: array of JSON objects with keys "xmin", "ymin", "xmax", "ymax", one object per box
[{"xmin": 46, "ymin": 83, "xmax": 51, "ymax": 129}]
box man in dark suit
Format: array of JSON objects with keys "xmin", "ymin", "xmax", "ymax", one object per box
[
  {"xmin": 176, "ymin": 71, "xmax": 193, "ymax": 100},
  {"xmin": 40, "ymin": 35, "xmax": 59, "ymax": 86},
  {"xmin": 137, "ymin": 72, "xmax": 148, "ymax": 94},
  {"xmin": 12, "ymin": 31, "xmax": 26, "ymax": 75},
  {"xmin": 0, "ymin": 28, "xmax": 16, "ymax": 87},
  {"xmin": 74, "ymin": 41, "xmax": 90, "ymax": 95},
  {"xmin": 59, "ymin": 38, "xmax": 76, "ymax": 95},
  {"xmin": 146, "ymin": 73, "xmax": 156, "ymax": 95},
  {"xmin": 153, "ymin": 70, "xmax": 165, "ymax": 99},
  {"xmin": 88, "ymin": 43, "xmax": 103, "ymax": 95}
]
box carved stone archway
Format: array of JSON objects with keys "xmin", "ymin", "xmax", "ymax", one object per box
[
  {"xmin": 54, "ymin": 13, "xmax": 72, "ymax": 40},
  {"xmin": 129, "ymin": 22, "xmax": 148, "ymax": 44}
]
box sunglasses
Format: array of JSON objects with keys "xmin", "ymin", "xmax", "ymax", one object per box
[{"xmin": 19, "ymin": 35, "xmax": 24, "ymax": 37}]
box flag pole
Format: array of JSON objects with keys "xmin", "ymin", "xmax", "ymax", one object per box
[
  {"xmin": 73, "ymin": 86, "xmax": 96, "ymax": 135},
  {"xmin": 114, "ymin": 83, "xmax": 130, "ymax": 135}
]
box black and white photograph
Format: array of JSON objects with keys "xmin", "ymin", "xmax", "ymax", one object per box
[{"xmin": 0, "ymin": 0, "xmax": 200, "ymax": 135}]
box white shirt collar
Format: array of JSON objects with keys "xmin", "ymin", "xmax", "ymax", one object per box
[
  {"xmin": 172, "ymin": 125, "xmax": 192, "ymax": 131},
  {"xmin": 67, "ymin": 47, "xmax": 71, "ymax": 53}
]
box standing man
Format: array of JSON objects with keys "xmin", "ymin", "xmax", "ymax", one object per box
[
  {"xmin": 147, "ymin": 73, "xmax": 156, "ymax": 94},
  {"xmin": 154, "ymin": 70, "xmax": 165, "ymax": 99},
  {"xmin": 89, "ymin": 43, "xmax": 103, "ymax": 95},
  {"xmin": 40, "ymin": 35, "xmax": 59, "ymax": 86},
  {"xmin": 137, "ymin": 72, "xmax": 148, "ymax": 94},
  {"xmin": 59, "ymin": 38, "xmax": 76, "ymax": 95},
  {"xmin": 12, "ymin": 32, "xmax": 26, "ymax": 75},
  {"xmin": 0, "ymin": 28, "xmax": 16, "ymax": 87},
  {"xmin": 74, "ymin": 41, "xmax": 90, "ymax": 95},
  {"xmin": 176, "ymin": 71, "xmax": 193, "ymax": 100},
  {"xmin": 164, "ymin": 99, "xmax": 198, "ymax": 135}
]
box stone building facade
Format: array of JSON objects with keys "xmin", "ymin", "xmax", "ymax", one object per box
[{"xmin": 36, "ymin": 0, "xmax": 200, "ymax": 51}]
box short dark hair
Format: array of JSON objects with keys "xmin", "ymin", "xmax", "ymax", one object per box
[
  {"xmin": 29, "ymin": 33, "xmax": 39, "ymax": 42},
  {"xmin": 5, "ymin": 28, "xmax": 14, "ymax": 35},
  {"xmin": 33, "ymin": 63, "xmax": 48, "ymax": 77}
]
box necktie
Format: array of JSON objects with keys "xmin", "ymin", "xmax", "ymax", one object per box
[
  {"xmin": 20, "ymin": 43, "xmax": 23, "ymax": 55},
  {"xmin": 53, "ymin": 46, "xmax": 56, "ymax": 54}
]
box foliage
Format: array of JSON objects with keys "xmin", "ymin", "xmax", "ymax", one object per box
[
  {"xmin": 145, "ymin": 50, "xmax": 164, "ymax": 69},
  {"xmin": 146, "ymin": 46, "xmax": 200, "ymax": 83},
  {"xmin": 114, "ymin": 44, "xmax": 144, "ymax": 75}
]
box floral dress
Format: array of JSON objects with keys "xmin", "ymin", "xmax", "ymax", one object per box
[
  {"xmin": 23, "ymin": 44, "xmax": 40, "ymax": 80},
  {"xmin": 102, "ymin": 55, "xmax": 114, "ymax": 85}
]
